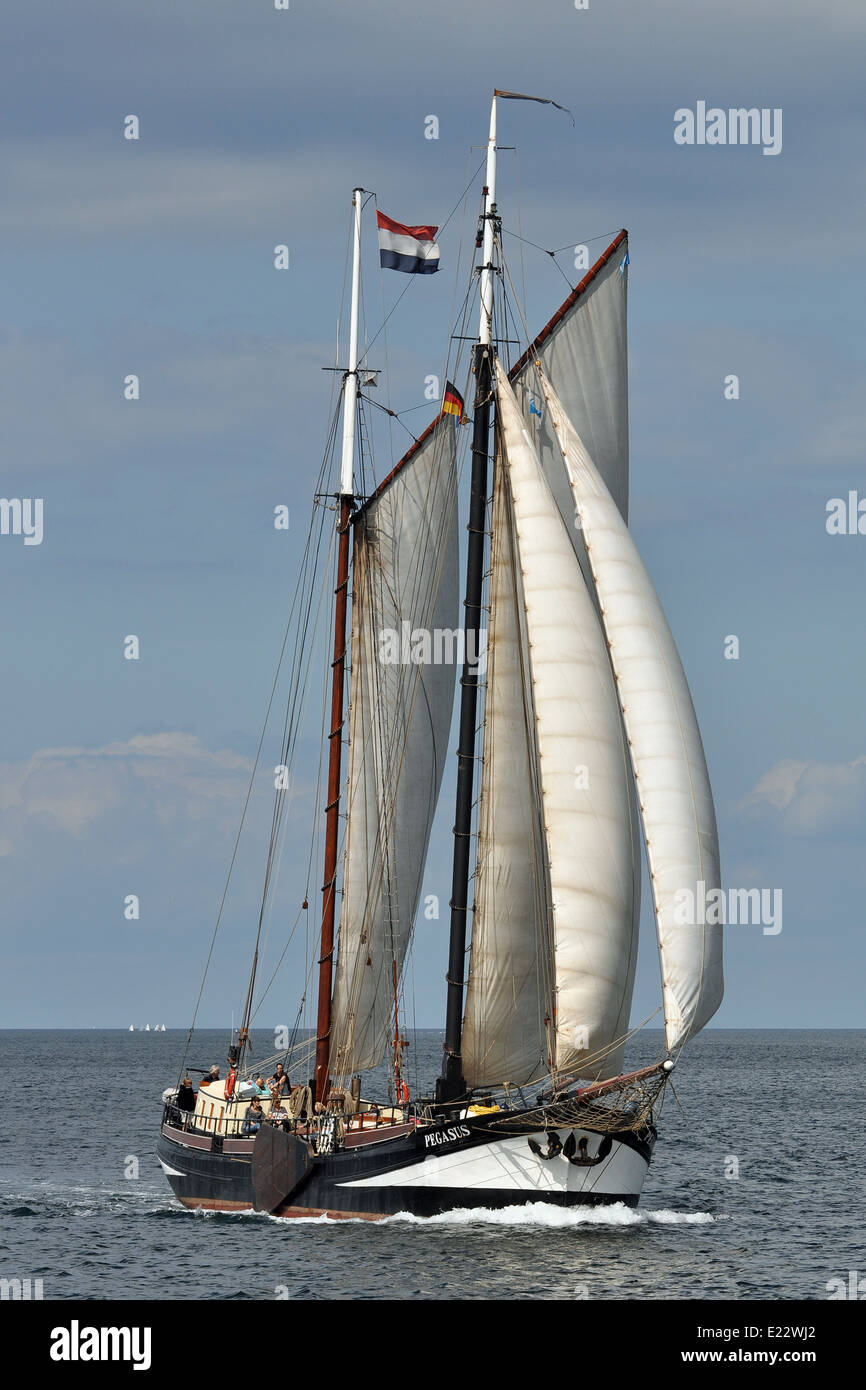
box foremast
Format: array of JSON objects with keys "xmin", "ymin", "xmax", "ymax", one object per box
[
  {"xmin": 315, "ymin": 187, "xmax": 362, "ymax": 1100},
  {"xmin": 437, "ymin": 97, "xmax": 499, "ymax": 1103}
]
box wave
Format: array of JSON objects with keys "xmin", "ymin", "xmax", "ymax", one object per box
[
  {"xmin": 388, "ymin": 1203, "xmax": 720, "ymax": 1229},
  {"xmin": 1, "ymin": 1185, "xmax": 172, "ymax": 1219},
  {"xmin": 248, "ymin": 1202, "xmax": 721, "ymax": 1229},
  {"xmin": 4, "ymin": 1186, "xmax": 720, "ymax": 1232}
]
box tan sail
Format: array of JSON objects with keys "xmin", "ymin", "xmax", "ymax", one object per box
[
  {"xmin": 330, "ymin": 416, "xmax": 459, "ymax": 1074},
  {"xmin": 462, "ymin": 459, "xmax": 553, "ymax": 1087},
  {"xmin": 466, "ymin": 367, "xmax": 639, "ymax": 1082}
]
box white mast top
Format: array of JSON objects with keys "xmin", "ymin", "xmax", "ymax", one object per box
[
  {"xmin": 339, "ymin": 187, "xmax": 363, "ymax": 497},
  {"xmin": 478, "ymin": 96, "xmax": 498, "ymax": 347}
]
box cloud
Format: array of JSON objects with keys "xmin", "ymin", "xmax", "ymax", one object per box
[
  {"xmin": 0, "ymin": 732, "xmax": 253, "ymax": 851},
  {"xmin": 739, "ymin": 755, "xmax": 866, "ymax": 837}
]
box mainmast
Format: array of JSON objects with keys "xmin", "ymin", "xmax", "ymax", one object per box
[
  {"xmin": 437, "ymin": 97, "xmax": 499, "ymax": 1103},
  {"xmin": 315, "ymin": 187, "xmax": 362, "ymax": 1100}
]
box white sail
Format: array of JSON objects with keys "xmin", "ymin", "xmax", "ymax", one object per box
[
  {"xmin": 511, "ymin": 232, "xmax": 630, "ymax": 529},
  {"xmin": 485, "ymin": 367, "xmax": 639, "ymax": 1079},
  {"xmin": 510, "ymin": 231, "xmax": 642, "ymax": 994},
  {"xmin": 330, "ymin": 416, "xmax": 459, "ymax": 1075},
  {"xmin": 538, "ymin": 373, "xmax": 723, "ymax": 1049},
  {"xmin": 462, "ymin": 462, "xmax": 554, "ymax": 1087}
]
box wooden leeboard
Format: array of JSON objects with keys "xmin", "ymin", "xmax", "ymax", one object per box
[{"xmin": 251, "ymin": 1126, "xmax": 314, "ymax": 1213}]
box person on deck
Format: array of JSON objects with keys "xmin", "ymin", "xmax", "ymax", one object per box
[
  {"xmin": 253, "ymin": 1075, "xmax": 270, "ymax": 1097},
  {"xmin": 176, "ymin": 1077, "xmax": 196, "ymax": 1125},
  {"xmin": 267, "ymin": 1063, "xmax": 289, "ymax": 1094},
  {"xmin": 200, "ymin": 1065, "xmax": 220, "ymax": 1087},
  {"xmin": 269, "ymin": 1097, "xmax": 289, "ymax": 1129},
  {"xmin": 242, "ymin": 1099, "xmax": 264, "ymax": 1135}
]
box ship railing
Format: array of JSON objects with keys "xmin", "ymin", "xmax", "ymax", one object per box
[
  {"xmin": 161, "ymin": 1101, "xmax": 265, "ymax": 1140},
  {"xmin": 162, "ymin": 1098, "xmax": 422, "ymax": 1146},
  {"xmin": 162, "ymin": 1100, "xmax": 326, "ymax": 1143}
]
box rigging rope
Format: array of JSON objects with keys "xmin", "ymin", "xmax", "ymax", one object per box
[{"xmin": 177, "ymin": 397, "xmax": 342, "ymax": 1087}]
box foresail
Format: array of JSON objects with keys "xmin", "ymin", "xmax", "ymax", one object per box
[
  {"xmin": 330, "ymin": 416, "xmax": 459, "ymax": 1074},
  {"xmin": 462, "ymin": 459, "xmax": 553, "ymax": 1088},
  {"xmin": 538, "ymin": 374, "xmax": 723, "ymax": 1050},
  {"xmin": 509, "ymin": 230, "xmax": 642, "ymax": 1046},
  {"xmin": 510, "ymin": 231, "xmax": 630, "ymax": 530},
  {"xmin": 489, "ymin": 367, "xmax": 639, "ymax": 1080}
]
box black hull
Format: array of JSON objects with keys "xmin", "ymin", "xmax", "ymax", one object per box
[{"xmin": 157, "ymin": 1117, "xmax": 656, "ymax": 1220}]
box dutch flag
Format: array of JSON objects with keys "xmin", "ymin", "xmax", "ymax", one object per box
[{"xmin": 377, "ymin": 210, "xmax": 440, "ymax": 275}]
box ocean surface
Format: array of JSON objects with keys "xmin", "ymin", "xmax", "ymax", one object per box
[{"xmin": 1, "ymin": 1029, "xmax": 863, "ymax": 1301}]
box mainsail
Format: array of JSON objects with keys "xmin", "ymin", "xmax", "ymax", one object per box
[
  {"xmin": 538, "ymin": 372, "xmax": 723, "ymax": 1049},
  {"xmin": 463, "ymin": 369, "xmax": 639, "ymax": 1086},
  {"xmin": 330, "ymin": 415, "xmax": 459, "ymax": 1074},
  {"xmin": 461, "ymin": 462, "xmax": 553, "ymax": 1086}
]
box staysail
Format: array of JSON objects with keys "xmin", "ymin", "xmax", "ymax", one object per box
[
  {"xmin": 330, "ymin": 415, "xmax": 459, "ymax": 1074},
  {"xmin": 461, "ymin": 460, "xmax": 554, "ymax": 1087},
  {"xmin": 510, "ymin": 231, "xmax": 642, "ymax": 1019},
  {"xmin": 462, "ymin": 368, "xmax": 639, "ymax": 1085},
  {"xmin": 538, "ymin": 373, "xmax": 723, "ymax": 1049}
]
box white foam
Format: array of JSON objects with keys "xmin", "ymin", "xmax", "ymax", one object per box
[
  {"xmin": 254, "ymin": 1202, "xmax": 719, "ymax": 1229},
  {"xmin": 387, "ymin": 1203, "xmax": 719, "ymax": 1229}
]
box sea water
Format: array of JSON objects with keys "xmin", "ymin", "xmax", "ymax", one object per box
[{"xmin": 0, "ymin": 1029, "xmax": 862, "ymax": 1301}]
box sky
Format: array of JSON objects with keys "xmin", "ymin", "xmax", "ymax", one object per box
[{"xmin": 1, "ymin": 0, "xmax": 864, "ymax": 1036}]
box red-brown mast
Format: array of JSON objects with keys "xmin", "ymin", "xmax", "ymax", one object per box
[
  {"xmin": 314, "ymin": 188, "xmax": 363, "ymax": 1101},
  {"xmin": 314, "ymin": 496, "xmax": 351, "ymax": 1100}
]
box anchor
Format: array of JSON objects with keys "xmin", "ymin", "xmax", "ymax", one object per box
[{"xmin": 527, "ymin": 1131, "xmax": 563, "ymax": 1161}]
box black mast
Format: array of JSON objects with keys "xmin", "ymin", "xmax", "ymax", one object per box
[
  {"xmin": 437, "ymin": 97, "xmax": 501, "ymax": 1102},
  {"xmin": 436, "ymin": 340, "xmax": 493, "ymax": 1104}
]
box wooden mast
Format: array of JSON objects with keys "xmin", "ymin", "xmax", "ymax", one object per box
[{"xmin": 314, "ymin": 188, "xmax": 363, "ymax": 1101}]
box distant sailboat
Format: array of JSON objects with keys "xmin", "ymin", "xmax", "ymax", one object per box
[
  {"xmin": 129, "ymin": 1025, "xmax": 134, "ymax": 1032},
  {"xmin": 158, "ymin": 91, "xmax": 722, "ymax": 1220}
]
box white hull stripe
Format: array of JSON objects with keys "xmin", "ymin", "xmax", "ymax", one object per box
[
  {"xmin": 158, "ymin": 1157, "xmax": 186, "ymax": 1177},
  {"xmin": 337, "ymin": 1131, "xmax": 648, "ymax": 1197}
]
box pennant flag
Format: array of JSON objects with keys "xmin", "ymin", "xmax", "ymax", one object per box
[
  {"xmin": 493, "ymin": 89, "xmax": 575, "ymax": 126},
  {"xmin": 443, "ymin": 381, "xmax": 465, "ymax": 421},
  {"xmin": 377, "ymin": 211, "xmax": 440, "ymax": 275}
]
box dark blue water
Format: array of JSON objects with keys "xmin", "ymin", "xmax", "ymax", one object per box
[{"xmin": 0, "ymin": 1030, "xmax": 863, "ymax": 1300}]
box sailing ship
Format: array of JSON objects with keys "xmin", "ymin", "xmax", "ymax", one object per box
[{"xmin": 157, "ymin": 93, "xmax": 722, "ymax": 1220}]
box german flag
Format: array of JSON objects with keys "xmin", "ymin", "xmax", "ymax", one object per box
[{"xmin": 443, "ymin": 381, "xmax": 465, "ymax": 422}]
